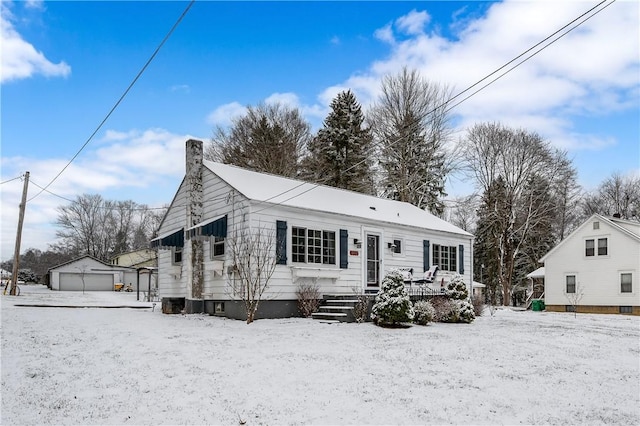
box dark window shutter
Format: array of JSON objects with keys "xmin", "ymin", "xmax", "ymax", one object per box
[
  {"xmin": 340, "ymin": 229, "xmax": 348, "ymax": 269},
  {"xmin": 459, "ymin": 244, "xmax": 464, "ymax": 274},
  {"xmin": 276, "ymin": 220, "xmax": 287, "ymax": 265},
  {"xmin": 423, "ymin": 240, "xmax": 430, "ymax": 271}
]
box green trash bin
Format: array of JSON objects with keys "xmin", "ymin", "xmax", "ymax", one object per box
[{"xmin": 532, "ymin": 299, "xmax": 545, "ymax": 311}]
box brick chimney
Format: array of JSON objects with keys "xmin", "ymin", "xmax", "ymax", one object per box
[{"xmin": 185, "ymin": 139, "xmax": 204, "ymax": 301}]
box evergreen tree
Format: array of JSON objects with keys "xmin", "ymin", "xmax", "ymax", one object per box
[
  {"xmin": 206, "ymin": 102, "xmax": 311, "ymax": 178},
  {"xmin": 303, "ymin": 90, "xmax": 374, "ymax": 194},
  {"xmin": 371, "ymin": 270, "xmax": 414, "ymax": 326},
  {"xmin": 368, "ymin": 68, "xmax": 452, "ymax": 214}
]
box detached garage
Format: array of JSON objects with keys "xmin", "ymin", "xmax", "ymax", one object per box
[{"xmin": 49, "ymin": 256, "xmax": 132, "ymax": 291}]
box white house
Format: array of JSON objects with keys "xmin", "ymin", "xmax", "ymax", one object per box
[
  {"xmin": 153, "ymin": 139, "xmax": 474, "ymax": 319},
  {"xmin": 539, "ymin": 213, "xmax": 640, "ymax": 315},
  {"xmin": 49, "ymin": 255, "xmax": 153, "ymax": 294}
]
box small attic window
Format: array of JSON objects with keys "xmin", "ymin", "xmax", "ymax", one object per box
[{"xmin": 593, "ymin": 221, "xmax": 599, "ymax": 230}]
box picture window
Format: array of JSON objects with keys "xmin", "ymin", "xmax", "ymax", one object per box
[
  {"xmin": 432, "ymin": 244, "xmax": 457, "ymax": 272},
  {"xmin": 292, "ymin": 226, "xmax": 336, "ymax": 265}
]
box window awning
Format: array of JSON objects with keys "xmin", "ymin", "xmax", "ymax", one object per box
[
  {"xmin": 150, "ymin": 228, "xmax": 184, "ymax": 249},
  {"xmin": 187, "ymin": 215, "xmax": 227, "ymax": 239}
]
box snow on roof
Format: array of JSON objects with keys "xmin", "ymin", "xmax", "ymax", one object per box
[
  {"xmin": 526, "ymin": 267, "xmax": 545, "ymax": 279},
  {"xmin": 204, "ymin": 161, "xmax": 472, "ymax": 237}
]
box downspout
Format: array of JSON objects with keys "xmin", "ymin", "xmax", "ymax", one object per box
[{"xmin": 186, "ymin": 139, "xmax": 204, "ymax": 300}]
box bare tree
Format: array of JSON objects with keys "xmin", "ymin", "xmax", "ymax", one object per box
[
  {"xmin": 206, "ymin": 102, "xmax": 311, "ymax": 178},
  {"xmin": 565, "ymin": 282, "xmax": 584, "ymax": 318},
  {"xmin": 56, "ymin": 194, "xmax": 162, "ymax": 262},
  {"xmin": 582, "ymin": 172, "xmax": 640, "ymax": 222},
  {"xmin": 368, "ymin": 67, "xmax": 454, "ymax": 214},
  {"xmin": 462, "ymin": 123, "xmax": 572, "ymax": 306},
  {"xmin": 226, "ymin": 224, "xmax": 278, "ymax": 324},
  {"xmin": 443, "ymin": 194, "xmax": 479, "ymax": 233}
]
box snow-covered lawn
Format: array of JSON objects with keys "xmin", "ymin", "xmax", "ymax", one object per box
[{"xmin": 2, "ymin": 285, "xmax": 639, "ymax": 425}]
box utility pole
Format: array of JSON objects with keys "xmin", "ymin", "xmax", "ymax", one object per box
[{"xmin": 10, "ymin": 171, "xmax": 29, "ymax": 296}]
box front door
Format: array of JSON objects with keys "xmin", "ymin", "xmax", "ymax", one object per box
[{"xmin": 366, "ymin": 234, "xmax": 380, "ymax": 288}]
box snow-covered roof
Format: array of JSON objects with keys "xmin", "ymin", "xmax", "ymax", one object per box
[
  {"xmin": 526, "ymin": 267, "xmax": 545, "ymax": 279},
  {"xmin": 204, "ymin": 161, "xmax": 472, "ymax": 237}
]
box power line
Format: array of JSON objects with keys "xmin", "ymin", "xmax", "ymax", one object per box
[
  {"xmin": 27, "ymin": 0, "xmax": 195, "ymax": 203},
  {"xmin": 252, "ymin": 0, "xmax": 615, "ymax": 215},
  {"xmin": 0, "ymin": 175, "xmax": 25, "ymax": 185}
]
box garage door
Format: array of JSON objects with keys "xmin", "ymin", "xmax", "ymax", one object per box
[{"xmin": 59, "ymin": 273, "xmax": 113, "ymax": 291}]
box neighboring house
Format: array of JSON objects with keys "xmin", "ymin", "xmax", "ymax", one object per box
[
  {"xmin": 539, "ymin": 213, "xmax": 640, "ymax": 315},
  {"xmin": 111, "ymin": 248, "xmax": 157, "ymax": 268},
  {"xmin": 49, "ymin": 255, "xmax": 153, "ymax": 292},
  {"xmin": 153, "ymin": 139, "xmax": 474, "ymax": 320}
]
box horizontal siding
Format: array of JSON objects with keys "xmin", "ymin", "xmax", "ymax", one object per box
[
  {"xmin": 158, "ymin": 167, "xmax": 474, "ymax": 302},
  {"xmin": 545, "ymin": 219, "xmax": 640, "ymax": 307}
]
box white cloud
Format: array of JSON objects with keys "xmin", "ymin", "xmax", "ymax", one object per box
[
  {"xmin": 330, "ymin": 35, "xmax": 340, "ymax": 45},
  {"xmin": 396, "ymin": 9, "xmax": 430, "ymax": 35},
  {"xmin": 0, "ymin": 129, "xmax": 200, "ymax": 257},
  {"xmin": 206, "ymin": 102, "xmax": 246, "ymax": 127},
  {"xmin": 333, "ymin": 0, "xmax": 639, "ymax": 154},
  {"xmin": 169, "ymin": 84, "xmax": 190, "ymax": 94},
  {"xmin": 265, "ymin": 92, "xmax": 300, "ymax": 108},
  {"xmin": 0, "ymin": 6, "xmax": 71, "ymax": 83},
  {"xmin": 373, "ymin": 24, "xmax": 394, "ymax": 44}
]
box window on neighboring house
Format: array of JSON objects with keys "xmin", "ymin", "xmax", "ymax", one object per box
[
  {"xmin": 172, "ymin": 247, "xmax": 183, "ymax": 265},
  {"xmin": 432, "ymin": 244, "xmax": 457, "ymax": 272},
  {"xmin": 598, "ymin": 238, "xmax": 608, "ymax": 256},
  {"xmin": 585, "ymin": 239, "xmax": 594, "ymax": 257},
  {"xmin": 566, "ymin": 275, "xmax": 576, "ymax": 293},
  {"xmin": 621, "ymin": 273, "xmax": 632, "ymax": 293},
  {"xmin": 292, "ymin": 226, "xmax": 336, "ymax": 265},
  {"xmin": 210, "ymin": 237, "xmax": 225, "ymax": 259}
]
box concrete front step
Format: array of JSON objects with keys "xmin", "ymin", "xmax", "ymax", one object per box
[
  {"xmin": 311, "ymin": 312, "xmax": 348, "ymax": 321},
  {"xmin": 320, "ymin": 305, "xmax": 354, "ymax": 311},
  {"xmin": 325, "ymin": 299, "xmax": 360, "ymax": 304}
]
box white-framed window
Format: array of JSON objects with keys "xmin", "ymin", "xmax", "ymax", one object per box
[
  {"xmin": 391, "ymin": 238, "xmax": 402, "ymax": 255},
  {"xmin": 291, "ymin": 226, "xmax": 336, "ymax": 265},
  {"xmin": 566, "ymin": 275, "xmax": 576, "ymax": 294},
  {"xmin": 433, "ymin": 244, "xmax": 457, "ymax": 272},
  {"xmin": 597, "ymin": 238, "xmax": 608, "ymax": 256},
  {"xmin": 621, "ymin": 273, "xmax": 633, "ymax": 293},
  {"xmin": 172, "ymin": 247, "xmax": 183, "ymax": 265},
  {"xmin": 585, "ymin": 239, "xmax": 595, "ymax": 257},
  {"xmin": 585, "ymin": 237, "xmax": 608, "ymax": 257},
  {"xmin": 210, "ymin": 236, "xmax": 225, "ymax": 259}
]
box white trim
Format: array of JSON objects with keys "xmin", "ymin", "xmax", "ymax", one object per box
[
  {"xmin": 151, "ymin": 227, "xmax": 183, "ymax": 242},
  {"xmin": 187, "ymin": 214, "xmax": 227, "ymax": 232}
]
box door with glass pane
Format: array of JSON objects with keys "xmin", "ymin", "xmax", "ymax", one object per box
[{"xmin": 366, "ymin": 234, "xmax": 380, "ymax": 288}]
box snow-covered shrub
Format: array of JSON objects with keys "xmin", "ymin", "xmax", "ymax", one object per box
[
  {"xmin": 296, "ymin": 281, "xmax": 321, "ymax": 317},
  {"xmin": 371, "ymin": 270, "xmax": 414, "ymax": 326},
  {"xmin": 430, "ymin": 297, "xmax": 457, "ymax": 323},
  {"xmin": 413, "ymin": 300, "xmax": 435, "ymax": 325},
  {"xmin": 456, "ymin": 300, "xmax": 476, "ymax": 323},
  {"xmin": 447, "ymin": 275, "xmax": 469, "ymax": 300}
]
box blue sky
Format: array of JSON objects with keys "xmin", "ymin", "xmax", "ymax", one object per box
[{"xmin": 1, "ymin": 0, "xmax": 639, "ymax": 259}]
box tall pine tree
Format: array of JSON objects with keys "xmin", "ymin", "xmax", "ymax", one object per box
[
  {"xmin": 303, "ymin": 90, "xmax": 374, "ymax": 194},
  {"xmin": 368, "ymin": 68, "xmax": 452, "ymax": 214}
]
